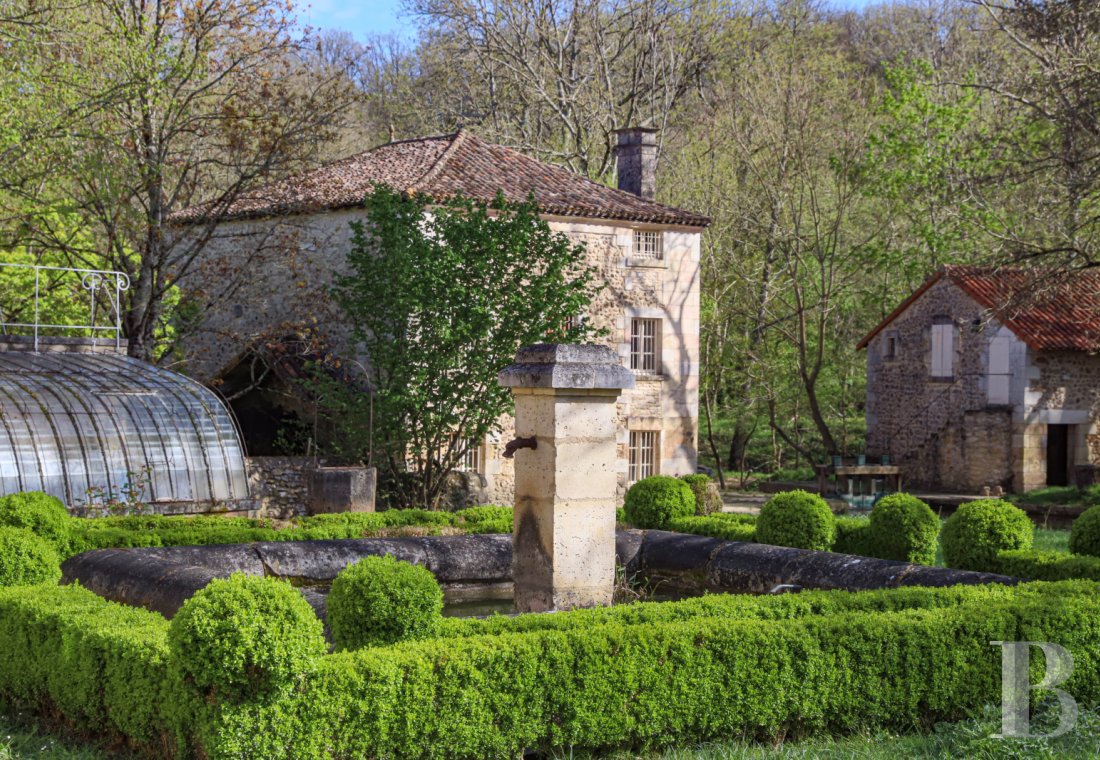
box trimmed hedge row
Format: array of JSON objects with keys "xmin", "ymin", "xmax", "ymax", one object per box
[
  {"xmin": 65, "ymin": 506, "xmax": 513, "ymax": 556},
  {"xmin": 666, "ymin": 513, "xmax": 756, "ymax": 542},
  {"xmin": 205, "ymin": 582, "xmax": 1100, "ymax": 759},
  {"xmin": 0, "ymin": 584, "xmax": 177, "ymax": 749},
  {"xmin": 434, "ymin": 579, "xmax": 1088, "ymax": 640},
  {"xmin": 2, "ymin": 578, "xmax": 1099, "ymax": 758},
  {"xmin": 665, "ymin": 493, "xmax": 938, "ymax": 568},
  {"xmin": 988, "ymin": 549, "xmax": 1100, "ymax": 582}
]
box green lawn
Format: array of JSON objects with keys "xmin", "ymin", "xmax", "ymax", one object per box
[
  {"xmin": 0, "ymin": 709, "xmax": 118, "ymax": 760},
  {"xmin": 573, "ymin": 705, "xmax": 1100, "ymax": 759},
  {"xmin": 8, "ymin": 700, "xmax": 1097, "ymax": 759}
]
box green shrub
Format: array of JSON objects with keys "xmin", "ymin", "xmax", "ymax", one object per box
[
  {"xmin": 755, "ymin": 490, "xmax": 836, "ymax": 550},
  {"xmin": 867, "ymin": 493, "xmax": 939, "ymax": 565},
  {"xmin": 941, "ymin": 499, "xmax": 1033, "ymax": 571},
  {"xmin": 0, "ymin": 491, "xmax": 71, "ymax": 548},
  {"xmin": 680, "ymin": 474, "xmax": 722, "ymax": 516},
  {"xmin": 168, "ymin": 574, "xmax": 325, "ymax": 702},
  {"xmin": 622, "ymin": 476, "xmax": 695, "ymax": 529},
  {"xmin": 0, "ymin": 584, "xmax": 172, "ymax": 745},
  {"xmin": 1069, "ymin": 505, "xmax": 1100, "ymax": 558},
  {"xmin": 667, "ymin": 514, "xmax": 755, "ymax": 542},
  {"xmin": 833, "ymin": 516, "xmax": 872, "ymax": 556},
  {"xmin": 453, "ymin": 505, "xmax": 511, "ymax": 525},
  {"xmin": 206, "ymin": 581, "xmax": 1100, "ymax": 759},
  {"xmin": 327, "ymin": 556, "xmax": 443, "ymax": 650},
  {"xmin": 1084, "ymin": 484, "xmax": 1100, "ymax": 508},
  {"xmin": 0, "ymin": 527, "xmax": 61, "ymax": 587},
  {"xmin": 4, "ymin": 575, "xmax": 1100, "ymax": 759},
  {"xmin": 991, "ymin": 549, "xmax": 1100, "ymax": 581}
]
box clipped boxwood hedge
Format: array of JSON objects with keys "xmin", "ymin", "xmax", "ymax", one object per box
[
  {"xmin": 328, "ymin": 556, "xmax": 443, "ymax": 649},
  {"xmin": 64, "ymin": 507, "xmax": 515, "ymax": 557},
  {"xmin": 0, "ymin": 527, "xmax": 61, "ymax": 587},
  {"xmin": 867, "ymin": 493, "xmax": 939, "ymax": 565},
  {"xmin": 1069, "ymin": 504, "xmax": 1100, "ymax": 558},
  {"xmin": 0, "ymin": 491, "xmax": 71, "ymax": 549},
  {"xmin": 833, "ymin": 516, "xmax": 872, "ymax": 556},
  {"xmin": 755, "ymin": 490, "xmax": 835, "ymax": 550},
  {"xmin": 206, "ymin": 582, "xmax": 1100, "ymax": 760},
  {"xmin": 941, "ymin": 499, "xmax": 1033, "ymax": 571},
  {"xmin": 623, "ymin": 476, "xmax": 696, "ymax": 529},
  {"xmin": 1, "ymin": 576, "xmax": 1099, "ymax": 759},
  {"xmin": 989, "ymin": 549, "xmax": 1100, "ymax": 582},
  {"xmin": 169, "ymin": 574, "xmax": 326, "ymax": 703},
  {"xmin": 666, "ymin": 514, "xmax": 755, "ymax": 542}
]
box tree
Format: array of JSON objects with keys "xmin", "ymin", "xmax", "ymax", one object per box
[
  {"xmin": 971, "ymin": 0, "xmax": 1100, "ymax": 271},
  {"xmin": 0, "ymin": 0, "xmax": 361, "ymax": 360},
  {"xmin": 404, "ymin": 0, "xmax": 720, "ymax": 180},
  {"xmin": 330, "ymin": 187, "xmax": 601, "ymax": 508}
]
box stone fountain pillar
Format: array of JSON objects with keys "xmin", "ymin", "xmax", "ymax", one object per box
[{"xmin": 498, "ymin": 344, "xmax": 635, "ymax": 612}]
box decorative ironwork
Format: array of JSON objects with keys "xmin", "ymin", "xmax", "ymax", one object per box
[{"xmin": 0, "ymin": 263, "xmax": 131, "ymax": 352}]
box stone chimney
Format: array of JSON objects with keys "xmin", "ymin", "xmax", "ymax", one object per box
[{"xmin": 614, "ymin": 126, "xmax": 658, "ymax": 200}]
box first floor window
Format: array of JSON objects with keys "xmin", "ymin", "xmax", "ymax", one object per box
[
  {"xmin": 630, "ymin": 318, "xmax": 659, "ymax": 372},
  {"xmin": 632, "ymin": 229, "xmax": 663, "ymax": 261},
  {"xmin": 931, "ymin": 321, "xmax": 954, "ymax": 378},
  {"xmin": 629, "ymin": 430, "xmax": 659, "ymax": 482},
  {"xmin": 456, "ymin": 437, "xmax": 482, "ymax": 474}
]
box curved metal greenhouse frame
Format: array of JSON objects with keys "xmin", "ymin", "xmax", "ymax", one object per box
[{"xmin": 0, "ymin": 351, "xmax": 249, "ymax": 505}]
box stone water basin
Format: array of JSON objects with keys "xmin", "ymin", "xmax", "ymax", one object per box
[{"xmin": 61, "ymin": 530, "xmax": 1019, "ymax": 625}]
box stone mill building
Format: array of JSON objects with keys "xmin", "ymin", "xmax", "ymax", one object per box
[
  {"xmin": 859, "ymin": 265, "xmax": 1100, "ymax": 493},
  {"xmin": 173, "ymin": 128, "xmax": 710, "ymax": 504}
]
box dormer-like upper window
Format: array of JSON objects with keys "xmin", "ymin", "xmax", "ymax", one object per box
[
  {"xmin": 931, "ymin": 320, "xmax": 954, "ymax": 379},
  {"xmin": 632, "ymin": 230, "xmax": 663, "ymax": 261}
]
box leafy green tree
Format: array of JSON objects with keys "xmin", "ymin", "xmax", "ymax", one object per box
[{"xmin": 330, "ymin": 186, "xmax": 601, "ymax": 508}]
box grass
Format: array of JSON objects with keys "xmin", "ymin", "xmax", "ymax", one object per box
[
  {"xmin": 0, "ymin": 709, "xmax": 121, "ymax": 760},
  {"xmin": 562, "ymin": 704, "xmax": 1100, "ymax": 759},
  {"xmin": 1012, "ymin": 485, "xmax": 1100, "ymax": 509}
]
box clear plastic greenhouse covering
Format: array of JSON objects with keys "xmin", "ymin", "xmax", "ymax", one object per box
[{"xmin": 0, "ymin": 351, "xmax": 249, "ymax": 506}]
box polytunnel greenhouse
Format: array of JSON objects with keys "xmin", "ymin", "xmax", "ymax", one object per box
[{"xmin": 0, "ymin": 350, "xmax": 249, "ymax": 506}]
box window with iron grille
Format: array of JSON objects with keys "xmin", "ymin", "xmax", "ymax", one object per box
[
  {"xmin": 562, "ymin": 314, "xmax": 584, "ymax": 333},
  {"xmin": 632, "ymin": 230, "xmax": 663, "ymax": 261},
  {"xmin": 629, "ymin": 430, "xmax": 659, "ymax": 482},
  {"xmin": 457, "ymin": 438, "xmax": 482, "ymax": 473},
  {"xmin": 630, "ymin": 318, "xmax": 659, "ymax": 372}
]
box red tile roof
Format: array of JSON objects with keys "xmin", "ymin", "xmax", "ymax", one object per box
[
  {"xmin": 172, "ymin": 130, "xmax": 710, "ymax": 228},
  {"xmin": 857, "ymin": 266, "xmax": 1100, "ymax": 352}
]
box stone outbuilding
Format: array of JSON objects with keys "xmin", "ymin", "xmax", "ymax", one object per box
[
  {"xmin": 859, "ymin": 265, "xmax": 1100, "ymax": 493},
  {"xmin": 172, "ymin": 128, "xmax": 709, "ymax": 504}
]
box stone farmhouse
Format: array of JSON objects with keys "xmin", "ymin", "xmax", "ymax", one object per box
[
  {"xmin": 173, "ymin": 128, "xmax": 710, "ymax": 504},
  {"xmin": 859, "ymin": 265, "xmax": 1100, "ymax": 494}
]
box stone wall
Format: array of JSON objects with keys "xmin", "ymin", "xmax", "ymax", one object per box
[
  {"xmin": 245, "ymin": 456, "xmax": 313, "ymax": 519},
  {"xmin": 866, "ymin": 277, "xmax": 1100, "ymax": 493},
  {"xmin": 865, "ymin": 279, "xmax": 1021, "ymax": 492},
  {"xmin": 1013, "ymin": 350, "xmax": 1100, "ymax": 491},
  {"xmin": 181, "ymin": 209, "xmax": 701, "ymax": 508}
]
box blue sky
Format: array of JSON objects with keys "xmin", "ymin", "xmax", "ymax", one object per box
[{"xmin": 303, "ymin": 0, "xmax": 884, "ymax": 44}]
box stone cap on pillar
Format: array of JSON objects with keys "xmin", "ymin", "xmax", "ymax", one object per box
[{"xmin": 498, "ymin": 343, "xmax": 635, "ymax": 390}]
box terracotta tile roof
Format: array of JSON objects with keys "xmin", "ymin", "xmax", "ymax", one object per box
[
  {"xmin": 857, "ymin": 265, "xmax": 1100, "ymax": 352},
  {"xmin": 172, "ymin": 130, "xmax": 710, "ymax": 228}
]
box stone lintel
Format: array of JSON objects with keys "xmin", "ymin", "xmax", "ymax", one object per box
[{"xmin": 498, "ymin": 343, "xmax": 635, "ymax": 391}]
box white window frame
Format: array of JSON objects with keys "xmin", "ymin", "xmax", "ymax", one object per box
[
  {"xmin": 628, "ymin": 430, "xmax": 659, "ymax": 483},
  {"xmin": 629, "ymin": 317, "xmax": 660, "ymax": 373},
  {"xmin": 455, "ymin": 436, "xmax": 483, "ymax": 474},
  {"xmin": 987, "ymin": 335, "xmax": 1011, "ymax": 405},
  {"xmin": 931, "ymin": 321, "xmax": 954, "ymax": 379},
  {"xmin": 631, "ymin": 229, "xmax": 664, "ymax": 263}
]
